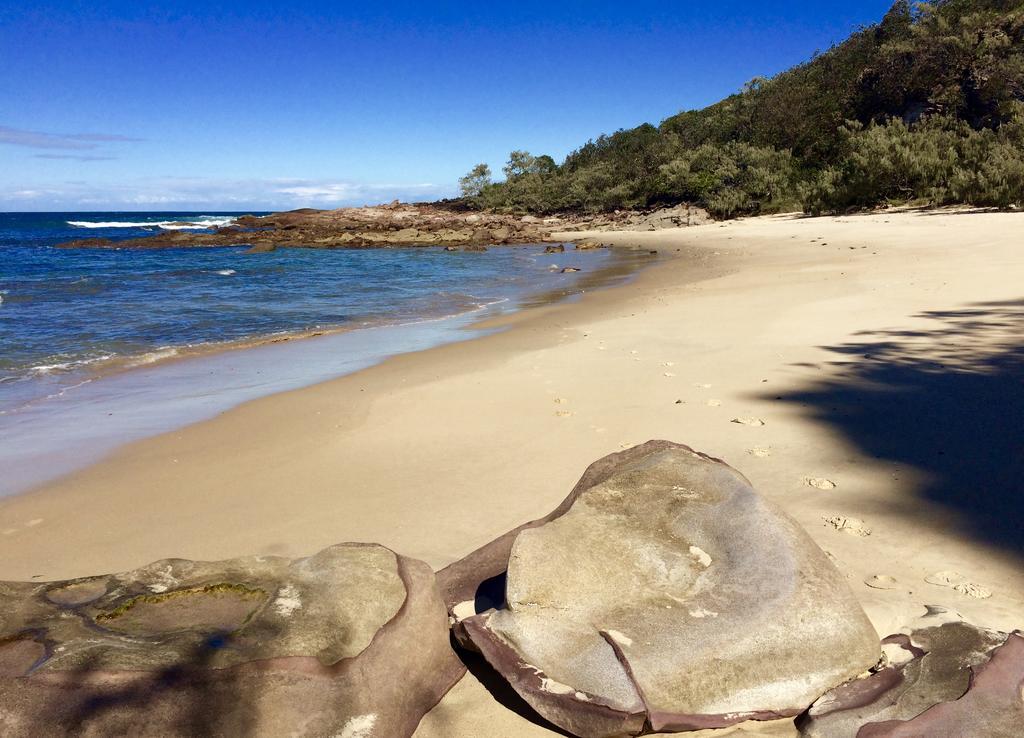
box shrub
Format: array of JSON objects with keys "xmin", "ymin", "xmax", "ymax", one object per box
[
  {"xmin": 801, "ymin": 111, "xmax": 1024, "ymax": 213},
  {"xmin": 661, "ymin": 143, "xmax": 799, "ymax": 218}
]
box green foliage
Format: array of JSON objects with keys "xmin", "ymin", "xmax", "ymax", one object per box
[
  {"xmin": 660, "ymin": 143, "xmax": 798, "ymax": 218},
  {"xmin": 461, "ymin": 0, "xmax": 1024, "ymax": 217},
  {"xmin": 458, "ymin": 163, "xmax": 492, "ymax": 198},
  {"xmin": 802, "ymin": 109, "xmax": 1024, "ymax": 213},
  {"xmin": 948, "ymin": 115, "xmax": 1024, "ymax": 205}
]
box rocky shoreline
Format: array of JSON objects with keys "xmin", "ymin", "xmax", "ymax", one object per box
[{"xmin": 55, "ymin": 202, "xmax": 713, "ymax": 251}]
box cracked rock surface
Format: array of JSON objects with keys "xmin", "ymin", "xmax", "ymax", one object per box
[
  {"xmin": 440, "ymin": 441, "xmax": 880, "ymax": 737},
  {"xmin": 800, "ymin": 606, "xmax": 1024, "ymax": 737},
  {"xmin": 0, "ymin": 543, "xmax": 464, "ymax": 737}
]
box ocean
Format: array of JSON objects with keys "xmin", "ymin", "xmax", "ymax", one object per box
[{"xmin": 0, "ymin": 211, "xmax": 644, "ymax": 494}]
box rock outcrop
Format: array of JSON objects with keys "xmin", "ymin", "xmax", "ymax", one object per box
[
  {"xmin": 437, "ymin": 441, "xmax": 880, "ymax": 737},
  {"xmin": 0, "ymin": 543, "xmax": 464, "ymax": 737},
  {"xmin": 55, "ymin": 202, "xmax": 712, "ymax": 251},
  {"xmin": 577, "ymin": 204, "xmax": 713, "ymax": 232},
  {"xmin": 799, "ymin": 606, "xmax": 1024, "ymax": 737}
]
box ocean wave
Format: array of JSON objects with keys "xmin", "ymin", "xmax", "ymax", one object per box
[
  {"xmin": 29, "ymin": 354, "xmax": 114, "ymax": 376},
  {"xmin": 67, "ymin": 216, "xmax": 236, "ymax": 231},
  {"xmin": 125, "ymin": 348, "xmax": 180, "ymax": 367}
]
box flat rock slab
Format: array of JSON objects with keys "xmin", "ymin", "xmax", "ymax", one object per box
[
  {"xmin": 0, "ymin": 543, "xmax": 464, "ymax": 737},
  {"xmin": 439, "ymin": 441, "xmax": 880, "ymax": 736},
  {"xmin": 799, "ymin": 606, "xmax": 1024, "ymax": 737}
]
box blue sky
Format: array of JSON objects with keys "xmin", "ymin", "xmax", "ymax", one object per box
[{"xmin": 0, "ymin": 1, "xmax": 895, "ymax": 211}]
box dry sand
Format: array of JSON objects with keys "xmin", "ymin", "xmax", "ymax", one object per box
[{"xmin": 2, "ymin": 208, "xmax": 1022, "ymax": 735}]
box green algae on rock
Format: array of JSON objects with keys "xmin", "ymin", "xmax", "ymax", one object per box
[{"xmin": 0, "ymin": 543, "xmax": 465, "ymax": 737}]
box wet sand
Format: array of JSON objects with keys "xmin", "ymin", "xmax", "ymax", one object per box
[{"xmin": 1, "ymin": 208, "xmax": 1022, "ymax": 735}]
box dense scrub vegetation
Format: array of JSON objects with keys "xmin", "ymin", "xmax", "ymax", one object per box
[{"xmin": 460, "ymin": 0, "xmax": 1024, "ymax": 217}]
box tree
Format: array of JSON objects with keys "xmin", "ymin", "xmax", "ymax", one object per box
[
  {"xmin": 459, "ymin": 163, "xmax": 492, "ymax": 198},
  {"xmin": 503, "ymin": 150, "xmax": 537, "ymax": 179},
  {"xmin": 533, "ymin": 154, "xmax": 558, "ymax": 174}
]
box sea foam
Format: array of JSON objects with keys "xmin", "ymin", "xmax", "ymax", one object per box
[{"xmin": 67, "ymin": 216, "xmax": 236, "ymax": 230}]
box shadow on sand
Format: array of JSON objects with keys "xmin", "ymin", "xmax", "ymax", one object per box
[{"xmin": 767, "ymin": 298, "xmax": 1024, "ymax": 555}]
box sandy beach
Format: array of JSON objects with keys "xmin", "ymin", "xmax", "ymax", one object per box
[{"xmin": 2, "ymin": 209, "xmax": 1022, "ymax": 734}]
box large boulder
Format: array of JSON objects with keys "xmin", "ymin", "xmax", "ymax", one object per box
[
  {"xmin": 0, "ymin": 543, "xmax": 464, "ymax": 737},
  {"xmin": 799, "ymin": 606, "xmax": 1024, "ymax": 737},
  {"xmin": 438, "ymin": 441, "xmax": 880, "ymax": 737}
]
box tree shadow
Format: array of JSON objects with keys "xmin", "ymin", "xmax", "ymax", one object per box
[
  {"xmin": 25, "ymin": 617, "xmax": 283, "ymax": 736},
  {"xmin": 766, "ymin": 298, "xmax": 1024, "ymax": 554}
]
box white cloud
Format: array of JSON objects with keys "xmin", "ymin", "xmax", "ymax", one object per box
[
  {"xmin": 34, "ymin": 153, "xmax": 118, "ymax": 162},
  {"xmin": 0, "ymin": 176, "xmax": 457, "ymax": 211},
  {"xmin": 274, "ymin": 181, "xmax": 447, "ymax": 203},
  {"xmin": 0, "ymin": 125, "xmax": 141, "ymax": 151}
]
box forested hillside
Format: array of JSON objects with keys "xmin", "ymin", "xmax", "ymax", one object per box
[{"xmin": 460, "ymin": 0, "xmax": 1024, "ymax": 217}]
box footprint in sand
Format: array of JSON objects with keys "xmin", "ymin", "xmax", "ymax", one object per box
[
  {"xmin": 865, "ymin": 574, "xmax": 898, "ymax": 590},
  {"xmin": 662, "ymin": 362, "xmax": 675, "ymax": 367},
  {"xmin": 695, "ymin": 383, "xmax": 713, "ymax": 389},
  {"xmin": 555, "ymin": 410, "xmax": 573, "ymax": 418},
  {"xmin": 731, "ymin": 417, "xmax": 765, "ymax": 426},
  {"xmin": 706, "ymin": 399, "xmax": 722, "ymax": 407},
  {"xmin": 925, "ymin": 570, "xmax": 968, "ymax": 587},
  {"xmin": 748, "ymin": 447, "xmax": 772, "ymax": 458},
  {"xmin": 824, "ymin": 516, "xmax": 871, "ymax": 537},
  {"xmin": 953, "ymin": 582, "xmax": 993, "ymax": 599},
  {"xmin": 804, "ymin": 477, "xmax": 837, "ymax": 490},
  {"xmin": 553, "ymin": 398, "xmax": 568, "ymax": 405},
  {"xmin": 664, "ymin": 372, "xmax": 677, "ymax": 378},
  {"xmin": 925, "ymin": 571, "xmax": 992, "ymax": 599}
]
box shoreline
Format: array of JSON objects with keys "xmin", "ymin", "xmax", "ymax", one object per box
[
  {"xmin": 0, "ymin": 244, "xmax": 656, "ymax": 497},
  {"xmin": 1, "ymin": 242, "xmax": 642, "ymax": 405},
  {"xmin": 2, "ymin": 208, "xmax": 1022, "ymax": 735}
]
